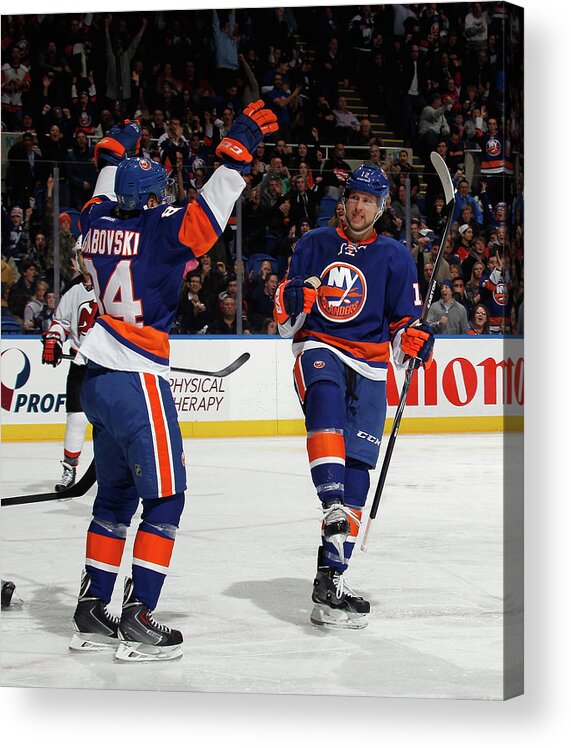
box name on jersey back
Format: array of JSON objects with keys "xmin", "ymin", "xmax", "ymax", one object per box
[{"xmin": 82, "ymin": 228, "xmax": 140, "ymax": 257}]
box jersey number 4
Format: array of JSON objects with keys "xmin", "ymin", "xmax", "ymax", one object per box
[{"xmin": 82, "ymin": 258, "xmax": 143, "ymax": 325}]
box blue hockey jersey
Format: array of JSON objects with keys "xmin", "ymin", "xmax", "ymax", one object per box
[
  {"xmin": 77, "ymin": 164, "xmax": 245, "ymax": 376},
  {"xmin": 279, "ymin": 226, "xmax": 423, "ymax": 380}
]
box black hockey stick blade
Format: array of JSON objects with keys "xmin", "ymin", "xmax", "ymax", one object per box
[
  {"xmin": 2, "ymin": 459, "xmax": 97, "ymax": 507},
  {"xmin": 170, "ymin": 351, "xmax": 251, "ymax": 377},
  {"xmin": 61, "ymin": 352, "xmax": 251, "ymax": 378}
]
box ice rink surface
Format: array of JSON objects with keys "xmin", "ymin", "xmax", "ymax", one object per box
[{"xmin": 1, "ymin": 433, "xmax": 519, "ymax": 700}]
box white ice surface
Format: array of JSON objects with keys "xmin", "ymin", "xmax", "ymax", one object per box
[{"xmin": 1, "ymin": 434, "xmax": 516, "ymax": 699}]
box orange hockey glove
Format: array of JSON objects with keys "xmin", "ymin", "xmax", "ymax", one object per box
[
  {"xmin": 274, "ymin": 276, "xmax": 320, "ymax": 325},
  {"xmin": 400, "ymin": 321, "xmax": 435, "ymax": 369},
  {"xmin": 216, "ymin": 100, "xmax": 278, "ymax": 173}
]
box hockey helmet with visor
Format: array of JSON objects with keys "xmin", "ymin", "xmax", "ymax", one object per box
[{"xmin": 115, "ymin": 157, "xmax": 175, "ymax": 211}]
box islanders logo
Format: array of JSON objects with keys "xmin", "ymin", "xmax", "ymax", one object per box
[
  {"xmin": 486, "ymin": 138, "xmax": 502, "ymax": 158},
  {"xmin": 1, "ymin": 348, "xmax": 31, "ymax": 411},
  {"xmin": 493, "ymin": 282, "xmax": 509, "ymax": 306},
  {"xmin": 139, "ymin": 158, "xmax": 152, "ymax": 171},
  {"xmin": 317, "ymin": 262, "xmax": 367, "ymax": 323}
]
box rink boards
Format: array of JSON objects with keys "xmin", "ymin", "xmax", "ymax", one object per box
[{"xmin": 1, "ymin": 335, "xmax": 523, "ymax": 441}]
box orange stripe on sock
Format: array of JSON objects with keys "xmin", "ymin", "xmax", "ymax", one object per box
[
  {"xmin": 86, "ymin": 531, "xmax": 125, "ymax": 567},
  {"xmin": 307, "ymin": 431, "xmax": 346, "ymax": 462},
  {"xmin": 347, "ymin": 509, "xmax": 362, "ymax": 538},
  {"xmin": 133, "ymin": 530, "xmax": 174, "ymax": 568},
  {"xmin": 142, "ymin": 373, "xmax": 173, "ymax": 496}
]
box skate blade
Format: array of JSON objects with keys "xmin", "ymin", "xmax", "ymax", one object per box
[
  {"xmin": 69, "ymin": 632, "xmax": 119, "ymax": 651},
  {"xmin": 310, "ymin": 603, "xmax": 368, "ymax": 630},
  {"xmin": 115, "ymin": 641, "xmax": 183, "ymax": 662}
]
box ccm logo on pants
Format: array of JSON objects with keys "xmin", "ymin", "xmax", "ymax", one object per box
[{"xmin": 356, "ymin": 430, "xmax": 381, "ymax": 447}]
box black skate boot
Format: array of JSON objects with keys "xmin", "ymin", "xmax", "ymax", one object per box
[
  {"xmin": 322, "ymin": 501, "xmax": 351, "ymax": 565},
  {"xmin": 69, "ymin": 570, "xmax": 119, "ymax": 651},
  {"xmin": 56, "ymin": 461, "xmax": 76, "ymax": 493},
  {"xmin": 310, "ymin": 552, "xmax": 370, "ymax": 629},
  {"xmin": 116, "ymin": 577, "xmax": 183, "ymax": 662},
  {"xmin": 1, "ymin": 580, "xmax": 16, "ymax": 609}
]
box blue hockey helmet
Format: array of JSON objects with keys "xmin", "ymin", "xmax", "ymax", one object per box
[
  {"xmin": 115, "ymin": 157, "xmax": 169, "ymax": 211},
  {"xmin": 344, "ymin": 164, "xmax": 390, "ymax": 216}
]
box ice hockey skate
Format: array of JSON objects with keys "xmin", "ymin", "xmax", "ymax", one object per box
[
  {"xmin": 55, "ymin": 461, "xmax": 76, "ymax": 493},
  {"xmin": 69, "ymin": 570, "xmax": 119, "ymax": 651},
  {"xmin": 322, "ymin": 501, "xmax": 351, "ymax": 565},
  {"xmin": 310, "ymin": 552, "xmax": 370, "ymax": 629},
  {"xmin": 115, "ymin": 577, "xmax": 183, "ymax": 662},
  {"xmin": 1, "ymin": 580, "xmax": 21, "ymax": 609}
]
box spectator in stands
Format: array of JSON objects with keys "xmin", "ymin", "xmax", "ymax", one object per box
[
  {"xmin": 66, "ymin": 131, "xmax": 96, "ymax": 210},
  {"xmin": 8, "ymin": 260, "xmax": 37, "ymax": 320},
  {"xmin": 265, "ymin": 71, "xmax": 302, "ymax": 139},
  {"xmin": 5, "ymin": 131, "xmax": 41, "ymax": 209},
  {"xmin": 454, "ymin": 224, "xmax": 474, "ymax": 262},
  {"xmin": 464, "ymin": 3, "xmax": 488, "ymax": 57},
  {"xmin": 260, "ymin": 317, "xmax": 278, "ymax": 335},
  {"xmin": 315, "ymin": 37, "xmax": 348, "ymax": 105},
  {"xmin": 419, "ymin": 238, "xmax": 451, "ymax": 287},
  {"xmin": 39, "ymin": 122, "xmax": 71, "ymax": 202},
  {"xmin": 462, "ymin": 234, "xmax": 488, "ymax": 281},
  {"xmin": 418, "ymin": 92, "xmax": 451, "ymax": 165},
  {"xmin": 452, "ymin": 276, "xmax": 471, "ymax": 317},
  {"xmin": 103, "ymin": 15, "xmax": 147, "ymax": 113},
  {"xmin": 211, "ymin": 9, "xmax": 239, "ymax": 90},
  {"xmin": 400, "ymin": 43, "xmax": 429, "ymax": 146},
  {"xmin": 4, "ymin": 206, "xmax": 31, "ymax": 267},
  {"xmin": 425, "ymin": 193, "xmax": 448, "ymax": 237},
  {"xmin": 327, "ymin": 201, "xmax": 346, "ymax": 228},
  {"xmin": 158, "ymin": 116, "xmax": 190, "ymax": 174},
  {"xmin": 392, "ymin": 184, "xmax": 423, "ymax": 225},
  {"xmin": 426, "ymin": 279, "xmax": 469, "ymax": 334},
  {"xmin": 331, "ymin": 95, "xmax": 360, "ymax": 144},
  {"xmin": 453, "ymin": 178, "xmax": 483, "ymax": 225},
  {"xmin": 322, "ymin": 142, "xmax": 352, "ymax": 198},
  {"xmin": 1, "ymin": 45, "xmax": 31, "ymax": 130},
  {"xmin": 288, "ymin": 174, "xmax": 318, "ymax": 227},
  {"xmin": 468, "ymin": 303, "xmax": 491, "ymax": 335},
  {"xmin": 465, "ymin": 260, "xmax": 485, "ymax": 311},
  {"xmin": 25, "ymin": 230, "xmax": 52, "ymax": 279},
  {"xmin": 177, "ymin": 272, "xmax": 213, "ymax": 334},
  {"xmin": 249, "ymin": 271, "xmax": 279, "ymax": 330},
  {"xmin": 22, "ymin": 278, "xmax": 49, "ymax": 333},
  {"xmin": 149, "ymin": 108, "xmax": 168, "ymax": 140},
  {"xmin": 207, "ymin": 296, "xmax": 250, "ymax": 335}
]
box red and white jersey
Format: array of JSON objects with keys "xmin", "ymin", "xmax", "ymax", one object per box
[
  {"xmin": 1, "ymin": 62, "xmax": 31, "ymax": 110},
  {"xmin": 278, "ymin": 226, "xmax": 423, "ymax": 380},
  {"xmin": 47, "ymin": 276, "xmax": 98, "ymax": 356},
  {"xmin": 77, "ymin": 164, "xmax": 245, "ymax": 378}
]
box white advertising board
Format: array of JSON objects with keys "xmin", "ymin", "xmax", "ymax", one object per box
[{"xmin": 1, "ymin": 336, "xmax": 523, "ymax": 440}]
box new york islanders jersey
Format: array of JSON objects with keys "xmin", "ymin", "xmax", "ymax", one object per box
[
  {"xmin": 47, "ymin": 276, "xmax": 98, "ymax": 356},
  {"xmin": 278, "ymin": 227, "xmax": 423, "ymax": 380},
  {"xmin": 77, "ymin": 165, "xmax": 245, "ymax": 377},
  {"xmin": 481, "ymin": 132, "xmax": 513, "ymax": 175}
]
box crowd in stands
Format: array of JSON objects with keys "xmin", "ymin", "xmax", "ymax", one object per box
[{"xmin": 2, "ymin": 4, "xmax": 523, "ymax": 336}]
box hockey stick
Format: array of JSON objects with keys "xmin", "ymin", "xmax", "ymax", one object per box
[
  {"xmin": 61, "ymin": 351, "xmax": 251, "ymax": 378},
  {"xmin": 2, "ymin": 459, "xmax": 96, "ymax": 507},
  {"xmin": 4, "ymin": 352, "xmax": 251, "ymax": 507},
  {"xmin": 360, "ymin": 152, "xmax": 455, "ymax": 552}
]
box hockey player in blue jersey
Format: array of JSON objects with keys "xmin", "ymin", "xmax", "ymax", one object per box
[
  {"xmin": 274, "ymin": 165, "xmax": 435, "ymax": 629},
  {"xmin": 70, "ymin": 102, "xmax": 278, "ymax": 661}
]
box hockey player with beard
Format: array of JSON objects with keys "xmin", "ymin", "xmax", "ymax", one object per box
[
  {"xmin": 274, "ymin": 165, "xmax": 435, "ymax": 629},
  {"xmin": 42, "ymin": 238, "xmax": 98, "ymax": 493},
  {"xmin": 69, "ymin": 102, "xmax": 278, "ymax": 661}
]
